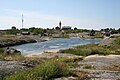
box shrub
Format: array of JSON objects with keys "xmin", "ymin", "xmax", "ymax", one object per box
[
  {"xmin": 59, "ymin": 44, "xmax": 116, "ymax": 56},
  {"xmin": 5, "ymin": 60, "xmax": 72, "ymax": 80},
  {"xmin": 90, "ymin": 49, "xmax": 108, "ymax": 55},
  {"xmin": 115, "ymin": 37, "xmax": 120, "ymax": 45},
  {"xmin": 0, "ymin": 48, "xmax": 23, "ymax": 61},
  {"xmin": 0, "ymin": 48, "xmax": 4, "ymax": 54}
]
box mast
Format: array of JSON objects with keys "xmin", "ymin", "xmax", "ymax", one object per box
[{"xmin": 22, "ymin": 14, "xmax": 24, "ymax": 28}]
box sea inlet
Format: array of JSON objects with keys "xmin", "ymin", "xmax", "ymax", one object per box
[{"xmin": 11, "ymin": 38, "xmax": 101, "ymax": 55}]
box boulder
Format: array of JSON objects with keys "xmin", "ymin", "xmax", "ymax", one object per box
[{"xmin": 4, "ymin": 47, "xmax": 20, "ymax": 55}]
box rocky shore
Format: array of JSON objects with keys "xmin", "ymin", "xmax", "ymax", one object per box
[
  {"xmin": 0, "ymin": 36, "xmax": 120, "ymax": 80},
  {"xmin": 0, "ymin": 35, "xmax": 49, "ymax": 48},
  {"xmin": 73, "ymin": 55, "xmax": 120, "ymax": 80},
  {"xmin": 0, "ymin": 37, "xmax": 36, "ymax": 48},
  {"xmin": 0, "ymin": 61, "xmax": 36, "ymax": 80},
  {"xmin": 26, "ymin": 53, "xmax": 120, "ymax": 80}
]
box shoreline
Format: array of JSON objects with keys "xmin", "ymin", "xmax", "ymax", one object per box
[
  {"xmin": 25, "ymin": 49, "xmax": 120, "ymax": 58},
  {"xmin": 0, "ymin": 35, "xmax": 50, "ymax": 48},
  {"xmin": 25, "ymin": 49, "xmax": 59, "ymax": 57}
]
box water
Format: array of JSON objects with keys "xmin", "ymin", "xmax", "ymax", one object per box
[{"xmin": 11, "ymin": 38, "xmax": 101, "ymax": 55}]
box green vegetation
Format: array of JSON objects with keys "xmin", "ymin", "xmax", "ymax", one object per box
[
  {"xmin": 53, "ymin": 34, "xmax": 70, "ymax": 38},
  {"xmin": 59, "ymin": 37, "xmax": 120, "ymax": 56},
  {"xmin": 5, "ymin": 59, "xmax": 74, "ymax": 80},
  {"xmin": 0, "ymin": 39, "xmax": 14, "ymax": 43},
  {"xmin": 115, "ymin": 37, "xmax": 120, "ymax": 45},
  {"xmin": 5, "ymin": 29, "xmax": 20, "ymax": 35},
  {"xmin": 0, "ymin": 48, "xmax": 24, "ymax": 61},
  {"xmin": 101, "ymin": 28, "xmax": 120, "ymax": 34},
  {"xmin": 109, "ymin": 37, "xmax": 120, "ymax": 51},
  {"xmin": 0, "ymin": 48, "xmax": 4, "ymax": 54},
  {"xmin": 64, "ymin": 29, "xmax": 89, "ymax": 34},
  {"xmin": 30, "ymin": 28, "xmax": 44, "ymax": 35},
  {"xmin": 94, "ymin": 33, "xmax": 104, "ymax": 38},
  {"xmin": 59, "ymin": 44, "xmax": 109, "ymax": 56}
]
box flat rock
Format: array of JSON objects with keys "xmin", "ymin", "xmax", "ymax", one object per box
[
  {"xmin": 0, "ymin": 61, "xmax": 35, "ymax": 79},
  {"xmin": 99, "ymin": 37, "xmax": 115, "ymax": 46},
  {"xmin": 74, "ymin": 55, "xmax": 120, "ymax": 80}
]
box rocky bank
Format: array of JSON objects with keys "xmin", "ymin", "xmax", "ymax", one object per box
[{"xmin": 0, "ymin": 36, "xmax": 36, "ymax": 48}]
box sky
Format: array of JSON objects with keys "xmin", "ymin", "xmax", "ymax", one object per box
[{"xmin": 0, "ymin": 0, "xmax": 120, "ymax": 30}]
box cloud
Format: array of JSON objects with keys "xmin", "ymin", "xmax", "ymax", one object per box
[{"xmin": 0, "ymin": 9, "xmax": 114, "ymax": 30}]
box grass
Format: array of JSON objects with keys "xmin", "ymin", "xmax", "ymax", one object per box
[
  {"xmin": 4, "ymin": 59, "xmax": 74, "ymax": 80},
  {"xmin": 59, "ymin": 44, "xmax": 106, "ymax": 56},
  {"xmin": 59, "ymin": 43, "xmax": 120, "ymax": 56},
  {"xmin": 3, "ymin": 36, "xmax": 120, "ymax": 80},
  {"xmin": 0, "ymin": 39, "xmax": 14, "ymax": 43},
  {"xmin": 0, "ymin": 54, "xmax": 25, "ymax": 61},
  {"xmin": 0, "ymin": 48, "xmax": 25, "ymax": 61},
  {"xmin": 107, "ymin": 37, "xmax": 120, "ymax": 52},
  {"xmin": 110, "ymin": 63, "xmax": 120, "ymax": 71},
  {"xmin": 0, "ymin": 48, "xmax": 4, "ymax": 54},
  {"xmin": 94, "ymin": 33, "xmax": 104, "ymax": 38},
  {"xmin": 53, "ymin": 35, "xmax": 70, "ymax": 38}
]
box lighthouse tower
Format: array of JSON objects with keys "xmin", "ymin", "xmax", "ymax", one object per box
[{"xmin": 59, "ymin": 21, "xmax": 61, "ymax": 30}]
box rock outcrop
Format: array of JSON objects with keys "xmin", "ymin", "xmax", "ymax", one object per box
[
  {"xmin": 0, "ymin": 37, "xmax": 36, "ymax": 48},
  {"xmin": 4, "ymin": 47, "xmax": 20, "ymax": 55},
  {"xmin": 99, "ymin": 37, "xmax": 115, "ymax": 46}
]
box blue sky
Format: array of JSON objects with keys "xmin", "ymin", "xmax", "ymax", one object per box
[{"xmin": 0, "ymin": 0, "xmax": 120, "ymax": 30}]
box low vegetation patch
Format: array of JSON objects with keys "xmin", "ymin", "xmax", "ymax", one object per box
[
  {"xmin": 59, "ymin": 42, "xmax": 120, "ymax": 56},
  {"xmin": 110, "ymin": 37, "xmax": 120, "ymax": 50},
  {"xmin": 59, "ymin": 44, "xmax": 107, "ymax": 56},
  {"xmin": 110, "ymin": 63, "xmax": 120, "ymax": 71},
  {"xmin": 5, "ymin": 59, "xmax": 74, "ymax": 80},
  {"xmin": 0, "ymin": 48, "xmax": 24, "ymax": 61}
]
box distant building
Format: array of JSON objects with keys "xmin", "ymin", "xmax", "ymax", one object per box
[
  {"xmin": 62, "ymin": 26, "xmax": 72, "ymax": 30},
  {"xmin": 101, "ymin": 31, "xmax": 111, "ymax": 37},
  {"xmin": 21, "ymin": 31, "xmax": 30, "ymax": 35}
]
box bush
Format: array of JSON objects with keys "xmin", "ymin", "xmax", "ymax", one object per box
[
  {"xmin": 0, "ymin": 48, "xmax": 4, "ymax": 54},
  {"xmin": 36, "ymin": 60, "xmax": 71, "ymax": 79},
  {"xmin": 115, "ymin": 37, "xmax": 120, "ymax": 45},
  {"xmin": 5, "ymin": 60, "xmax": 72, "ymax": 80},
  {"xmin": 0, "ymin": 48, "xmax": 23, "ymax": 61},
  {"xmin": 59, "ymin": 44, "xmax": 117, "ymax": 56}
]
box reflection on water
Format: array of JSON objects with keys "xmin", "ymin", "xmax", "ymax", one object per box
[{"xmin": 11, "ymin": 38, "xmax": 101, "ymax": 55}]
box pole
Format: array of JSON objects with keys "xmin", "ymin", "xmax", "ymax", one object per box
[{"xmin": 22, "ymin": 14, "xmax": 24, "ymax": 28}]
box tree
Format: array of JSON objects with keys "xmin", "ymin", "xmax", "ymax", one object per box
[
  {"xmin": 32, "ymin": 28, "xmax": 44, "ymax": 35},
  {"xmin": 29, "ymin": 27, "xmax": 35, "ymax": 32},
  {"xmin": 20, "ymin": 28, "xmax": 29, "ymax": 31},
  {"xmin": 74, "ymin": 27, "xmax": 77, "ymax": 30},
  {"xmin": 118, "ymin": 28, "xmax": 120, "ymax": 33},
  {"xmin": 104, "ymin": 28, "xmax": 110, "ymax": 32},
  {"xmin": 11, "ymin": 26, "xmax": 16, "ymax": 30}
]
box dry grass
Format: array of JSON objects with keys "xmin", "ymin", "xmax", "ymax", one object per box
[
  {"xmin": 5, "ymin": 59, "xmax": 74, "ymax": 80},
  {"xmin": 0, "ymin": 34, "xmax": 17, "ymax": 39},
  {"xmin": 109, "ymin": 63, "xmax": 120, "ymax": 71},
  {"xmin": 75, "ymin": 71, "xmax": 88, "ymax": 79}
]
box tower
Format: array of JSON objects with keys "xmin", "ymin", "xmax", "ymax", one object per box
[
  {"xmin": 22, "ymin": 14, "xmax": 24, "ymax": 28},
  {"xmin": 59, "ymin": 21, "xmax": 61, "ymax": 29}
]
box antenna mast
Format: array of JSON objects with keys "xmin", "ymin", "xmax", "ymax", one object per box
[{"xmin": 22, "ymin": 14, "xmax": 24, "ymax": 28}]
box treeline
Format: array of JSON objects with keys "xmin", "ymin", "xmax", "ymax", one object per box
[
  {"xmin": 1, "ymin": 26, "xmax": 119, "ymax": 35},
  {"xmin": 0, "ymin": 26, "xmax": 90, "ymax": 35},
  {"xmin": 0, "ymin": 27, "xmax": 45, "ymax": 35},
  {"xmin": 101, "ymin": 28, "xmax": 120, "ymax": 34}
]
